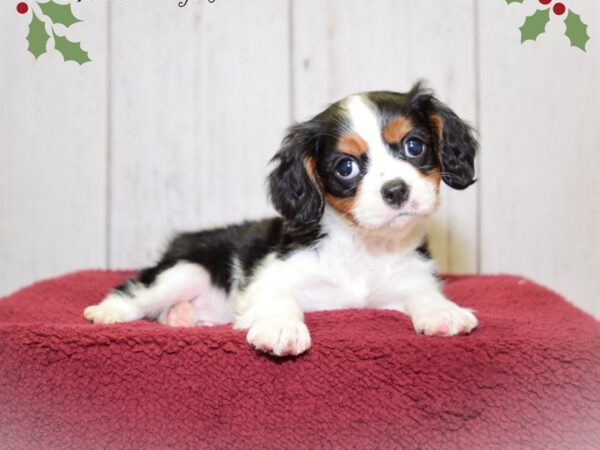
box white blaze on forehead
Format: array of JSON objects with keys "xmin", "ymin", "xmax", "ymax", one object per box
[
  {"xmin": 343, "ymin": 94, "xmax": 402, "ymax": 170},
  {"xmin": 343, "ymin": 95, "xmax": 383, "ymax": 151},
  {"xmin": 343, "ymin": 94, "xmax": 402, "ymax": 172}
]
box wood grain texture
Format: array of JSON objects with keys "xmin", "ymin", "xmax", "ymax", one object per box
[
  {"xmin": 109, "ymin": 0, "xmax": 290, "ymax": 268},
  {"xmin": 291, "ymin": 0, "xmax": 479, "ymax": 273},
  {"xmin": 0, "ymin": 2, "xmax": 108, "ymax": 296},
  {"xmin": 478, "ymin": 0, "xmax": 600, "ymax": 317}
]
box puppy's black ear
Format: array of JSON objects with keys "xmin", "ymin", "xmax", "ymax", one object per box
[
  {"xmin": 268, "ymin": 123, "xmax": 324, "ymax": 233},
  {"xmin": 410, "ymin": 83, "xmax": 478, "ymax": 190}
]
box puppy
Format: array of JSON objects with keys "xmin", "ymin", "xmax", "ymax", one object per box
[{"xmin": 84, "ymin": 83, "xmax": 479, "ymax": 356}]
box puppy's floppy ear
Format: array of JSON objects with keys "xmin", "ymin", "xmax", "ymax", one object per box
[
  {"xmin": 268, "ymin": 122, "xmax": 324, "ymax": 232},
  {"xmin": 410, "ymin": 83, "xmax": 479, "ymax": 190}
]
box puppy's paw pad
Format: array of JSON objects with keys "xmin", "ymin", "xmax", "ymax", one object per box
[
  {"xmin": 83, "ymin": 305, "xmax": 122, "ymax": 324},
  {"xmin": 413, "ymin": 304, "xmax": 478, "ymax": 337},
  {"xmin": 165, "ymin": 301, "xmax": 196, "ymax": 327},
  {"xmin": 247, "ymin": 320, "xmax": 311, "ymax": 356}
]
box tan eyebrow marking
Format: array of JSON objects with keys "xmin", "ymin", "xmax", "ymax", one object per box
[
  {"xmin": 382, "ymin": 116, "xmax": 413, "ymax": 144},
  {"xmin": 428, "ymin": 113, "xmax": 445, "ymax": 164},
  {"xmin": 338, "ymin": 133, "xmax": 368, "ymax": 156},
  {"xmin": 429, "ymin": 113, "xmax": 444, "ymax": 139},
  {"xmin": 305, "ymin": 156, "xmax": 318, "ymax": 182}
]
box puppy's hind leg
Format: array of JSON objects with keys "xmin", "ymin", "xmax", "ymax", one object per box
[
  {"xmin": 157, "ymin": 301, "xmax": 197, "ymax": 328},
  {"xmin": 84, "ymin": 261, "xmax": 216, "ymax": 325}
]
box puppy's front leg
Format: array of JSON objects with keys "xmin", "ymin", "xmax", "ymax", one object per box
[
  {"xmin": 235, "ymin": 297, "xmax": 311, "ymax": 356},
  {"xmin": 404, "ymin": 285, "xmax": 478, "ymax": 337},
  {"xmin": 234, "ymin": 265, "xmax": 311, "ymax": 357}
]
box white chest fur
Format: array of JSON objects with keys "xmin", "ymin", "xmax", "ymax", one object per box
[
  {"xmin": 298, "ymin": 211, "xmax": 437, "ymax": 313},
  {"xmin": 236, "ymin": 209, "xmax": 439, "ymax": 316}
]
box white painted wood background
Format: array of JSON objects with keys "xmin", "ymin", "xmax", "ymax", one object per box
[{"xmin": 1, "ymin": 0, "xmax": 598, "ymax": 318}]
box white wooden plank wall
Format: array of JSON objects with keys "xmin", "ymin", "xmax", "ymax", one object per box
[
  {"xmin": 110, "ymin": 0, "xmax": 289, "ymax": 267},
  {"xmin": 0, "ymin": 0, "xmax": 598, "ymax": 318},
  {"xmin": 0, "ymin": 2, "xmax": 108, "ymax": 292},
  {"xmin": 479, "ymin": 0, "xmax": 600, "ymax": 318}
]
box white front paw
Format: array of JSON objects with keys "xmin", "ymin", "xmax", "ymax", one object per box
[
  {"xmin": 246, "ymin": 319, "xmax": 311, "ymax": 356},
  {"xmin": 412, "ymin": 302, "xmax": 478, "ymax": 337},
  {"xmin": 84, "ymin": 304, "xmax": 123, "ymax": 324}
]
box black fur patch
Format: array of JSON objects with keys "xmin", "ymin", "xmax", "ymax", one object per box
[
  {"xmin": 415, "ymin": 239, "xmax": 432, "ymax": 260},
  {"xmin": 167, "ymin": 219, "xmax": 283, "ymax": 292},
  {"xmin": 268, "ymin": 103, "xmax": 350, "ymax": 243},
  {"xmin": 406, "ymin": 83, "xmax": 479, "ymax": 189},
  {"xmin": 415, "ymin": 238, "xmax": 440, "ymax": 281}
]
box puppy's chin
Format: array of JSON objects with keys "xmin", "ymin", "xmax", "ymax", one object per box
[
  {"xmin": 350, "ymin": 200, "xmax": 438, "ymax": 231},
  {"xmin": 353, "ymin": 212, "xmax": 428, "ymax": 232}
]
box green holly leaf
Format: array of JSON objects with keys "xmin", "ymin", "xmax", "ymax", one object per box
[
  {"xmin": 52, "ymin": 32, "xmax": 91, "ymax": 65},
  {"xmin": 26, "ymin": 12, "xmax": 50, "ymax": 59},
  {"xmin": 564, "ymin": 10, "xmax": 590, "ymax": 52},
  {"xmin": 505, "ymin": 0, "xmax": 524, "ymax": 4},
  {"xmin": 520, "ymin": 8, "xmax": 550, "ymax": 43},
  {"xmin": 37, "ymin": 0, "xmax": 82, "ymax": 28}
]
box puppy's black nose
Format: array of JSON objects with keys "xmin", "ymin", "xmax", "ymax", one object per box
[{"xmin": 381, "ymin": 179, "xmax": 410, "ymax": 209}]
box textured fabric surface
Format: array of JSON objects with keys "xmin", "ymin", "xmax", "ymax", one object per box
[{"xmin": 0, "ymin": 271, "xmax": 599, "ymax": 450}]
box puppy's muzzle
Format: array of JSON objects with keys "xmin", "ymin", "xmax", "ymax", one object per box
[{"xmin": 381, "ymin": 179, "xmax": 410, "ymax": 209}]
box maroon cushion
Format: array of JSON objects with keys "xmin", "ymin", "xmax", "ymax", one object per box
[{"xmin": 1, "ymin": 271, "xmax": 599, "ymax": 449}]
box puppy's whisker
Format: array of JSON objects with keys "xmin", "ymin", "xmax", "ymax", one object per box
[{"xmin": 425, "ymin": 170, "xmax": 465, "ymax": 182}]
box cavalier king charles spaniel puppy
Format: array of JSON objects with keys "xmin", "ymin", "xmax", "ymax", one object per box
[{"xmin": 85, "ymin": 83, "xmax": 479, "ymax": 356}]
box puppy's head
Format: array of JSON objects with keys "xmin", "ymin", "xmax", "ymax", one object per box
[{"xmin": 269, "ymin": 83, "xmax": 478, "ymax": 232}]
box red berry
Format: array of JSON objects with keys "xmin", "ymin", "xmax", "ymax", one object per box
[
  {"xmin": 539, "ymin": 0, "xmax": 552, "ymax": 5},
  {"xmin": 16, "ymin": 2, "xmax": 28, "ymax": 14},
  {"xmin": 553, "ymin": 3, "xmax": 566, "ymax": 15}
]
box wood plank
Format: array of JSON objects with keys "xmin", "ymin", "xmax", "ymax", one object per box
[
  {"xmin": 109, "ymin": 0, "xmax": 290, "ymax": 268},
  {"xmin": 478, "ymin": 1, "xmax": 600, "ymax": 317},
  {"xmin": 291, "ymin": 0, "xmax": 479, "ymax": 272},
  {"xmin": 0, "ymin": 2, "xmax": 108, "ymax": 295}
]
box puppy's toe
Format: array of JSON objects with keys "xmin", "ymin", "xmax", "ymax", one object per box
[
  {"xmin": 247, "ymin": 319, "xmax": 311, "ymax": 356},
  {"xmin": 412, "ymin": 303, "xmax": 478, "ymax": 337},
  {"xmin": 84, "ymin": 305, "xmax": 122, "ymax": 325}
]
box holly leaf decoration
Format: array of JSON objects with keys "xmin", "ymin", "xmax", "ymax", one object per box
[
  {"xmin": 520, "ymin": 8, "xmax": 550, "ymax": 43},
  {"xmin": 26, "ymin": 12, "xmax": 50, "ymax": 59},
  {"xmin": 564, "ymin": 10, "xmax": 590, "ymax": 52},
  {"xmin": 37, "ymin": 0, "xmax": 82, "ymax": 27},
  {"xmin": 505, "ymin": 0, "xmax": 524, "ymax": 4},
  {"xmin": 52, "ymin": 32, "xmax": 91, "ymax": 64}
]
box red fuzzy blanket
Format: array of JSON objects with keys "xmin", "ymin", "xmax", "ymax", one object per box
[{"xmin": 0, "ymin": 271, "xmax": 599, "ymax": 449}]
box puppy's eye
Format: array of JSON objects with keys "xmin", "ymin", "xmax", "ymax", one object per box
[
  {"xmin": 335, "ymin": 159, "xmax": 360, "ymax": 180},
  {"xmin": 404, "ymin": 138, "xmax": 426, "ymax": 158}
]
